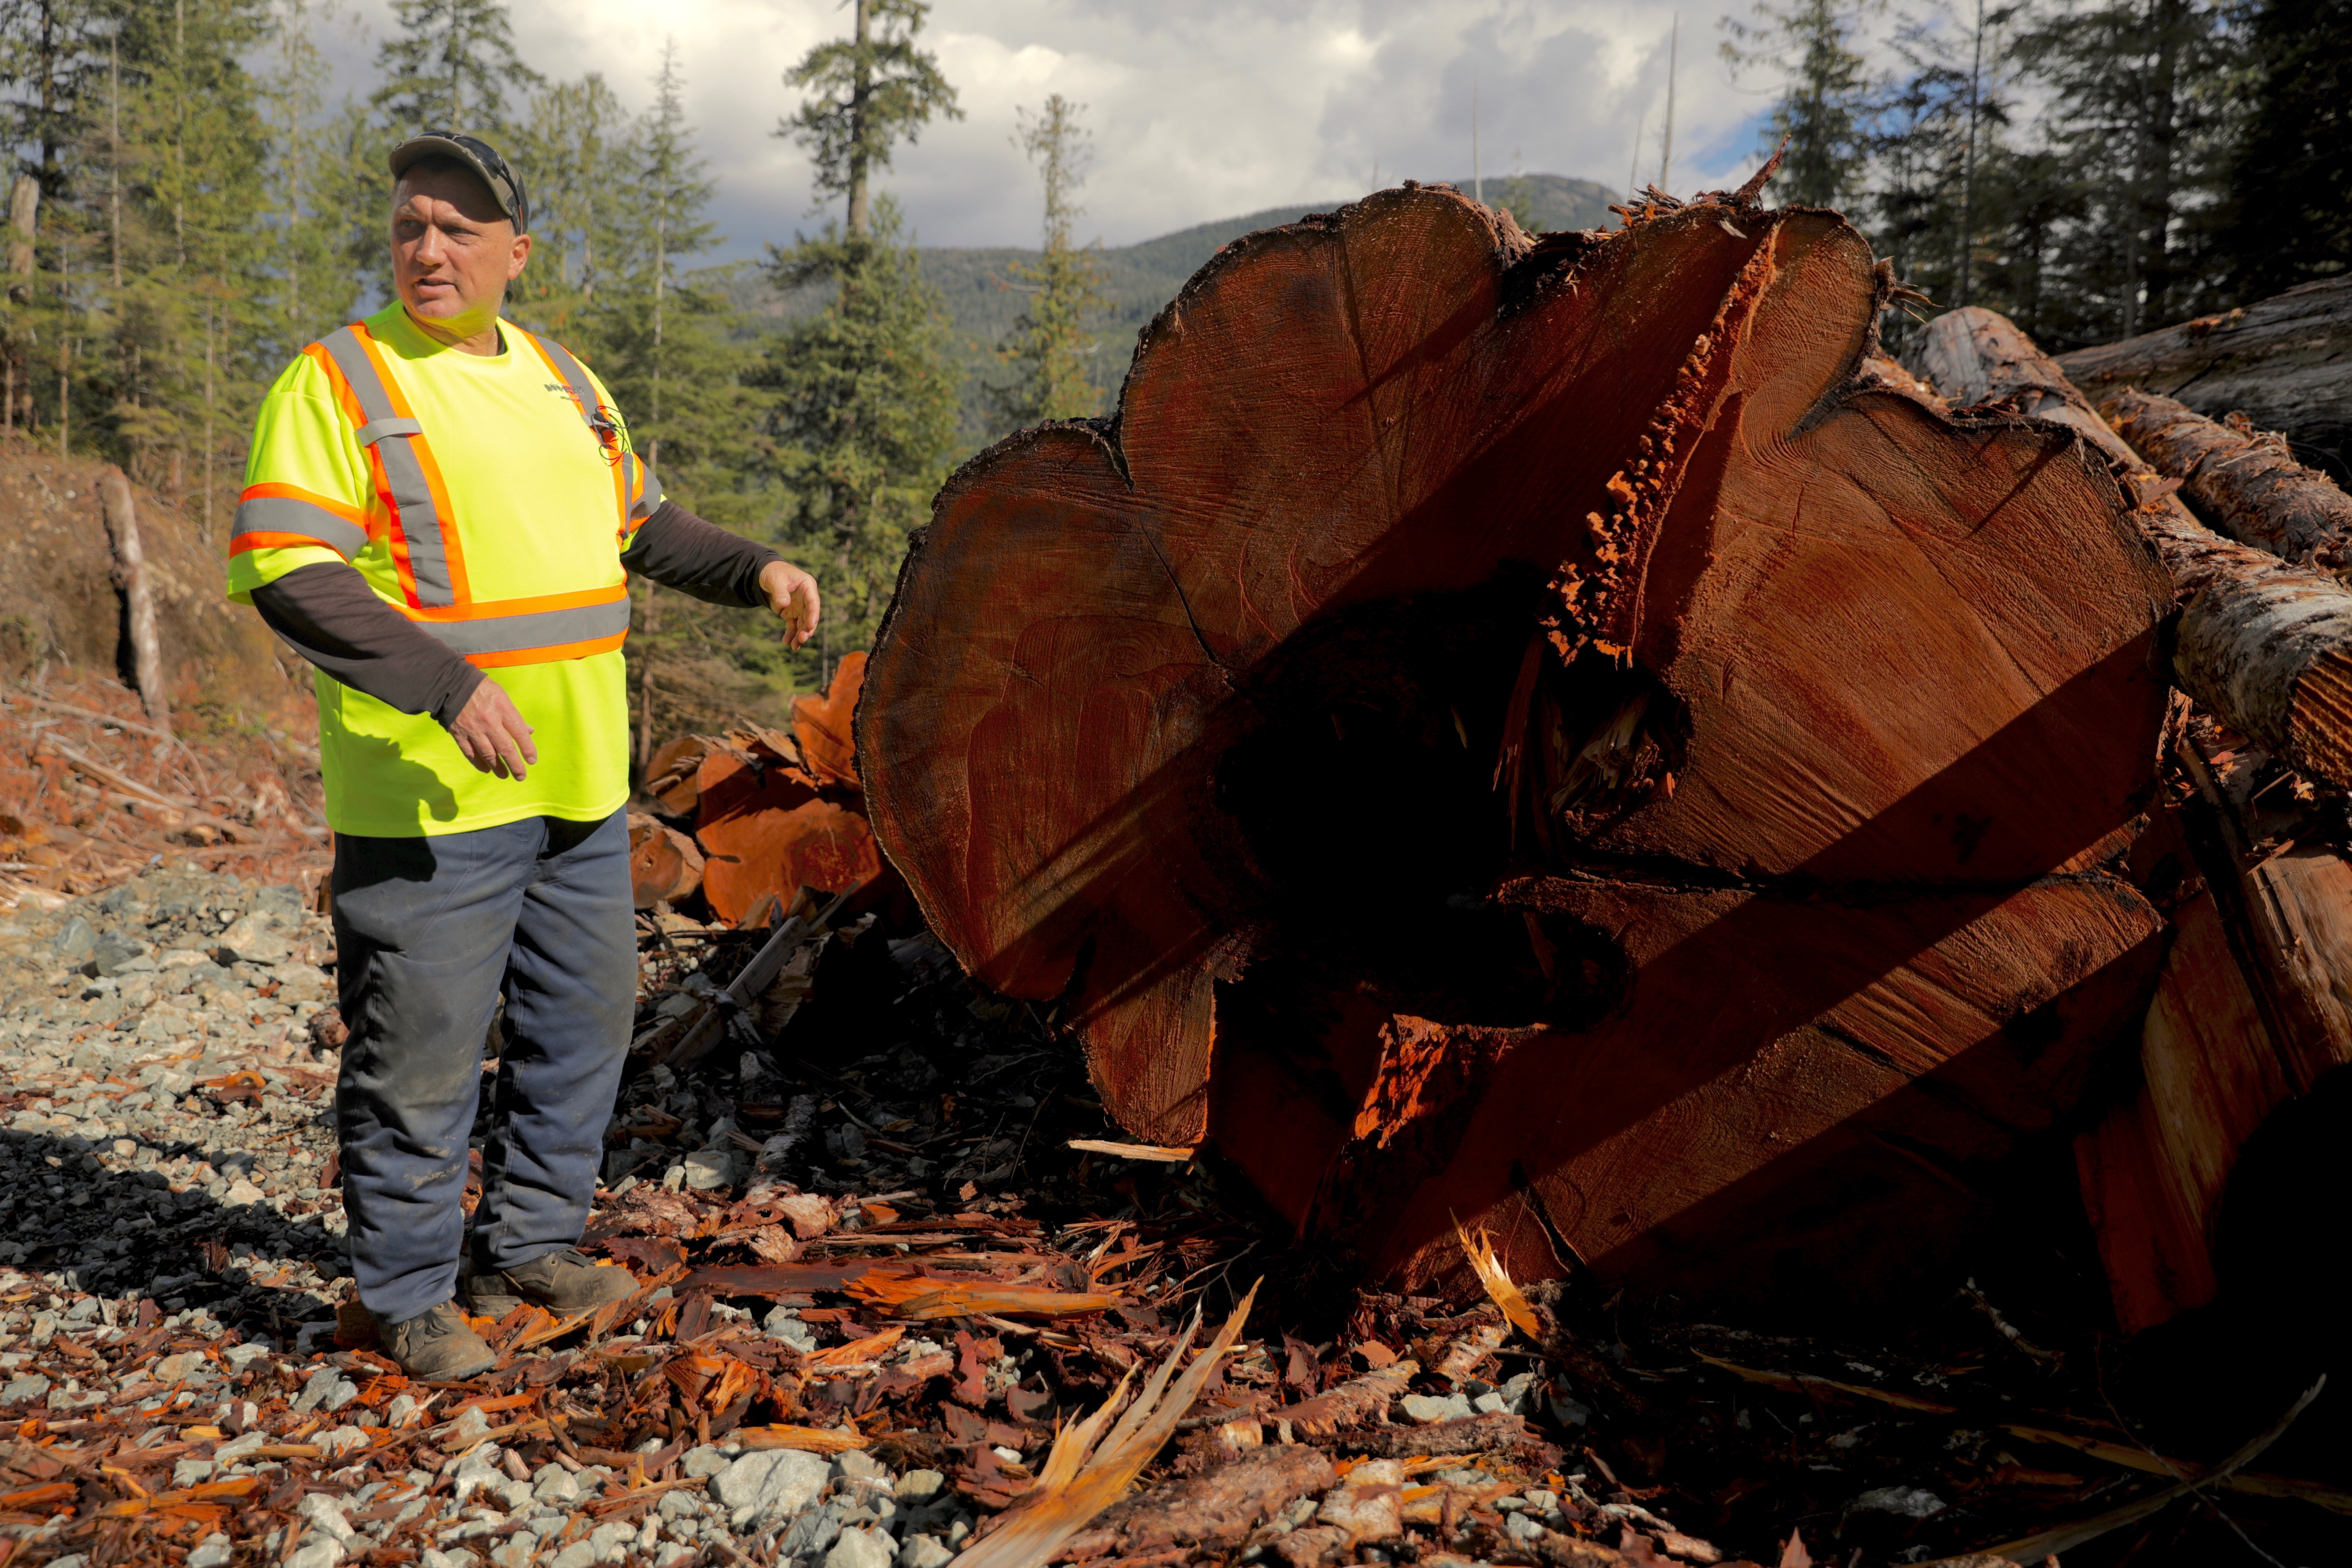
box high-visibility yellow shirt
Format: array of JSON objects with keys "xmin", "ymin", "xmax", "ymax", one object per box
[{"xmin": 230, "ymin": 302, "xmax": 650, "ymax": 838}]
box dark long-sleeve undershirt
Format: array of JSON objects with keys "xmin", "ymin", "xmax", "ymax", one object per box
[{"xmin": 249, "ymin": 501, "xmax": 784, "ymax": 726}]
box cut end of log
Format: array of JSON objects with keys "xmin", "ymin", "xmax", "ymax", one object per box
[{"xmin": 863, "ymin": 187, "xmax": 2184, "ymax": 1309}]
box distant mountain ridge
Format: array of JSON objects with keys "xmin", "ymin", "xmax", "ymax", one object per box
[{"xmin": 732, "ymin": 172, "xmax": 1621, "ymax": 443}]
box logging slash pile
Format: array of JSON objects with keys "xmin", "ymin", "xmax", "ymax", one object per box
[{"xmin": 629, "ymin": 656, "xmax": 886, "ymax": 933}]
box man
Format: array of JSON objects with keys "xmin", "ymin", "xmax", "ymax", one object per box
[{"xmin": 229, "ymin": 132, "xmax": 821, "ymax": 1378}]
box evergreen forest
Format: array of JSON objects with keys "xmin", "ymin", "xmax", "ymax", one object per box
[{"xmin": 0, "ymin": 0, "xmax": 2342, "ymax": 743}]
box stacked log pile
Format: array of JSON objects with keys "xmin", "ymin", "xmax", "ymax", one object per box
[
  {"xmin": 631, "ymin": 654, "xmax": 887, "ymax": 929},
  {"xmin": 856, "ymin": 180, "xmax": 2352, "ymax": 1326},
  {"xmin": 2057, "ymin": 275, "xmax": 2352, "ymax": 476}
]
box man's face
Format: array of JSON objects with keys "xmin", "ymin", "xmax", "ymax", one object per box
[{"xmin": 390, "ymin": 165, "xmax": 531, "ymax": 334}]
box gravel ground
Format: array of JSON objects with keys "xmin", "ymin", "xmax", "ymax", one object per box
[{"xmin": 0, "ymin": 865, "xmax": 1006, "ymax": 1568}]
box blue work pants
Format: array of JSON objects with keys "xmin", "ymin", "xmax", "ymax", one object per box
[{"xmin": 330, "ymin": 811, "xmax": 636, "ymax": 1325}]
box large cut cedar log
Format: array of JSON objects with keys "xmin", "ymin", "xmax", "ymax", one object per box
[
  {"xmin": 1920, "ymin": 307, "xmax": 2352, "ymax": 788},
  {"xmin": 861, "ymin": 184, "xmax": 2175, "ymax": 1306},
  {"xmin": 2105, "ymin": 388, "xmax": 2352, "ymax": 577},
  {"xmin": 2057, "ymin": 276, "xmax": 2352, "ymax": 465}
]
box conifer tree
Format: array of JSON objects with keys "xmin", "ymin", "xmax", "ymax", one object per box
[
  {"xmin": 2009, "ymin": 0, "xmax": 2236, "ymax": 339},
  {"xmin": 1722, "ymin": 0, "xmax": 1879, "ymax": 208},
  {"xmin": 757, "ymin": 200, "xmax": 955, "ymax": 687},
  {"xmin": 778, "ymin": 0, "xmax": 959, "ymax": 237},
  {"xmin": 764, "ymin": 0, "xmax": 960, "ymax": 685},
  {"xmin": 510, "ymin": 72, "xmax": 636, "ymax": 340},
  {"xmin": 587, "ymin": 42, "xmax": 775, "ymax": 758},
  {"xmin": 990, "ymin": 94, "xmax": 1107, "ymax": 429},
  {"xmin": 258, "ymin": 0, "xmax": 357, "ymax": 355},
  {"xmin": 2223, "ymin": 0, "xmax": 2352, "ymax": 300},
  {"xmin": 372, "ymin": 0, "xmax": 542, "ymax": 134}
]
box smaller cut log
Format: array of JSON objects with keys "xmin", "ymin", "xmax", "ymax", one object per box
[
  {"xmin": 698, "ymin": 799, "xmax": 881, "ymax": 926},
  {"xmin": 2105, "ymin": 389, "xmax": 2352, "ymax": 579},
  {"xmin": 1919, "ymin": 307, "xmax": 2352, "ymax": 788},
  {"xmin": 626, "ymin": 812, "xmax": 704, "ymax": 909},
  {"xmin": 2057, "ymin": 275, "xmax": 2352, "ymax": 464},
  {"xmin": 646, "ymin": 726, "xmax": 803, "ymax": 819},
  {"xmin": 792, "ymin": 651, "xmax": 865, "ymax": 789},
  {"xmin": 1056, "ymin": 1446, "xmax": 1338, "ymax": 1564}
]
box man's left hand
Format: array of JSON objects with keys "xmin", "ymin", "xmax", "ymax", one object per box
[{"xmin": 758, "ymin": 559, "xmax": 821, "ymax": 649}]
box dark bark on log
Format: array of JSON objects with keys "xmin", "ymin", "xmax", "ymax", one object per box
[
  {"xmin": 2105, "ymin": 388, "xmax": 2352, "ymax": 576},
  {"xmin": 1057, "ymin": 1446, "xmax": 1338, "ymax": 1563},
  {"xmin": 1328, "ymin": 1413, "xmax": 1555, "ymax": 1460},
  {"xmin": 1919, "ymin": 307, "xmax": 2352, "ymax": 789},
  {"xmin": 1266, "ymin": 1362, "xmax": 1417, "ymax": 1437},
  {"xmin": 863, "ymin": 189, "xmax": 2176, "ymax": 1309},
  {"xmin": 2056, "ymin": 276, "xmax": 2352, "ymax": 470}
]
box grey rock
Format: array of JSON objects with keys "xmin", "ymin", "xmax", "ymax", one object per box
[
  {"xmin": 833, "ymin": 1449, "xmax": 886, "ymax": 1483},
  {"xmin": 449, "ymin": 1450, "xmax": 506, "ymax": 1505},
  {"xmin": 681, "ymin": 1444, "xmax": 733, "ymax": 1480},
  {"xmin": 1398, "ymin": 1391, "xmax": 1474, "ymax": 1424},
  {"xmin": 710, "ymin": 1447, "xmax": 831, "ymax": 1529},
  {"xmin": 291, "ymin": 1366, "xmax": 357, "ymax": 1413},
  {"xmin": 90, "ymin": 932, "xmax": 147, "ymax": 976},
  {"xmin": 776, "ymin": 1505, "xmax": 842, "ymax": 1561},
  {"xmin": 898, "ymin": 1536, "xmax": 955, "ymax": 1568},
  {"xmin": 1848, "ymin": 1485, "xmax": 1945, "ymax": 1519},
  {"xmin": 531, "ymin": 1464, "xmax": 581, "ymax": 1504},
  {"xmin": 679, "ymin": 1148, "xmax": 740, "ymax": 1190},
  {"xmin": 215, "ymin": 1432, "xmax": 268, "ymax": 1464},
  {"xmin": 50, "ymin": 918, "xmax": 94, "ymax": 964},
  {"xmin": 286, "ymin": 1535, "xmax": 345, "ymax": 1568},
  {"xmin": 298, "ymin": 1493, "xmax": 356, "ymax": 1542},
  {"xmin": 173, "ymin": 1458, "xmax": 217, "ymax": 1488},
  {"xmin": 894, "ymin": 1468, "xmax": 945, "ymax": 1503},
  {"xmin": 319, "ymin": 1426, "xmax": 372, "ymax": 1460},
  {"xmin": 826, "ymin": 1527, "xmax": 896, "ymax": 1568},
  {"xmin": 547, "ymin": 1546, "xmax": 598, "ymax": 1568},
  {"xmin": 0, "ymin": 1373, "xmax": 49, "ymax": 1406},
  {"xmin": 1505, "ymin": 1511, "xmax": 1546, "ymax": 1541},
  {"xmin": 188, "ymin": 1543, "xmax": 234, "ymax": 1568},
  {"xmin": 585, "ymin": 1520, "xmax": 636, "ymax": 1562}
]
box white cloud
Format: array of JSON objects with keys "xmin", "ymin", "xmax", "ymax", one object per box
[{"xmin": 312, "ymin": 0, "xmax": 1781, "ymax": 262}]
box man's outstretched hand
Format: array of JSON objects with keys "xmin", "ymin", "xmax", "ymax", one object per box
[
  {"xmin": 758, "ymin": 559, "xmax": 822, "ymax": 649},
  {"xmin": 448, "ymin": 678, "xmax": 538, "ymax": 779}
]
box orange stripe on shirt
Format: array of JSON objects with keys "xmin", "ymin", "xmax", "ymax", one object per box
[
  {"xmin": 350, "ymin": 322, "xmax": 475, "ymax": 607},
  {"xmin": 230, "ymin": 531, "xmax": 352, "ymax": 556},
  {"xmin": 465, "ymin": 630, "xmax": 629, "ymax": 669}
]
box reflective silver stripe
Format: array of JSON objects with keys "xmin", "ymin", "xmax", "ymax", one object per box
[
  {"xmin": 408, "ymin": 595, "xmax": 632, "ymax": 657},
  {"xmin": 528, "ymin": 331, "xmax": 603, "ymax": 439},
  {"xmin": 317, "ymin": 326, "xmax": 456, "ymax": 607},
  {"xmin": 623, "ymin": 452, "xmax": 663, "ymax": 522},
  {"xmin": 353, "ymin": 416, "xmax": 424, "ymax": 447},
  {"xmin": 232, "ymin": 496, "xmax": 368, "ymax": 559}
]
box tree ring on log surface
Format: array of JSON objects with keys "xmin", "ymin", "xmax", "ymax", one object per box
[{"xmin": 860, "ymin": 185, "xmax": 2174, "ymax": 1310}]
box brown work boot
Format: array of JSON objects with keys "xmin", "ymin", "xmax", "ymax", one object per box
[
  {"xmin": 467, "ymin": 1248, "xmax": 636, "ymax": 1318},
  {"xmin": 379, "ymin": 1302, "xmax": 496, "ymax": 1381}
]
